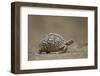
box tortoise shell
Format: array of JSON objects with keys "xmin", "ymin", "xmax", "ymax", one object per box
[{"xmin": 39, "ymin": 33, "xmax": 66, "ymax": 53}]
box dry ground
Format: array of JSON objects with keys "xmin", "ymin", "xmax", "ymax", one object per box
[{"xmin": 28, "ymin": 43, "xmax": 88, "ymax": 61}]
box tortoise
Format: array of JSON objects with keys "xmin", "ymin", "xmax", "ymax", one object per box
[{"xmin": 38, "ymin": 33, "xmax": 74, "ymax": 54}]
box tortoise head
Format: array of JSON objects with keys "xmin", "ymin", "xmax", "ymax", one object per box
[{"xmin": 65, "ymin": 39, "xmax": 74, "ymax": 46}]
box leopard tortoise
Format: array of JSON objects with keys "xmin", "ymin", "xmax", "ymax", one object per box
[{"xmin": 38, "ymin": 33, "xmax": 74, "ymax": 54}]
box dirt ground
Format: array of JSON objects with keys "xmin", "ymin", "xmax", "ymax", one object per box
[{"xmin": 28, "ymin": 43, "xmax": 88, "ymax": 61}]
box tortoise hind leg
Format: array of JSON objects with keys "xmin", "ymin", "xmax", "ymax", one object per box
[{"xmin": 46, "ymin": 51, "xmax": 50, "ymax": 54}]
